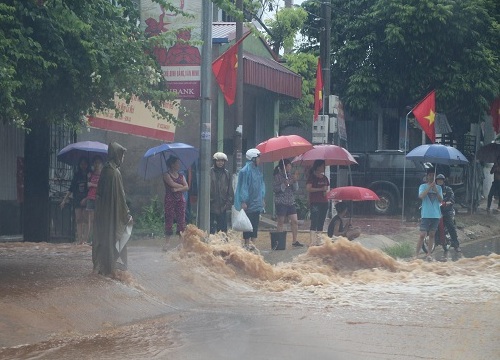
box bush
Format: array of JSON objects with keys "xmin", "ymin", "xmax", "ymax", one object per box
[
  {"xmin": 295, "ymin": 196, "xmax": 310, "ymax": 220},
  {"xmin": 136, "ymin": 196, "xmax": 165, "ymax": 236},
  {"xmin": 382, "ymin": 242, "xmax": 414, "ymax": 259}
]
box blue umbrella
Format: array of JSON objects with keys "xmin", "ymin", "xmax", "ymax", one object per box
[
  {"xmin": 138, "ymin": 143, "xmax": 199, "ymax": 180},
  {"xmin": 57, "ymin": 141, "xmax": 108, "ymax": 166},
  {"xmin": 406, "ymin": 144, "xmax": 469, "ymax": 166}
]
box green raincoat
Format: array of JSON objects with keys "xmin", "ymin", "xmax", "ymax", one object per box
[{"xmin": 92, "ymin": 142, "xmax": 130, "ymax": 275}]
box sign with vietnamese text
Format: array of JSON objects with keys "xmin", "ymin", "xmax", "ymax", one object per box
[
  {"xmin": 88, "ymin": 95, "xmax": 178, "ymax": 142},
  {"xmin": 141, "ymin": 0, "xmax": 202, "ymax": 99}
]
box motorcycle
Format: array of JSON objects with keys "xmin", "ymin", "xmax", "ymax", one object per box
[
  {"xmin": 422, "ymin": 215, "xmax": 452, "ymax": 254},
  {"xmin": 419, "ymin": 201, "xmax": 453, "ymax": 253}
]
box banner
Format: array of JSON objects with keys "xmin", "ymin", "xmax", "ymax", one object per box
[
  {"xmin": 88, "ymin": 95, "xmax": 178, "ymax": 142},
  {"xmin": 142, "ymin": 0, "xmax": 202, "ymax": 99}
]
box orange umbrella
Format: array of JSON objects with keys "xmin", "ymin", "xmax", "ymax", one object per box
[{"xmin": 256, "ymin": 135, "xmax": 313, "ymax": 162}]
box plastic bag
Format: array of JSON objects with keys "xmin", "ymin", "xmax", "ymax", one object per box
[{"xmin": 231, "ymin": 206, "xmax": 253, "ymax": 232}]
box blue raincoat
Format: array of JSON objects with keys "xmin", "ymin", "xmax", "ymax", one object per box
[{"xmin": 234, "ymin": 160, "xmax": 265, "ymax": 213}]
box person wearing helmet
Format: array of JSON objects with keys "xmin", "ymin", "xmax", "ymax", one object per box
[
  {"xmin": 234, "ymin": 148, "xmax": 265, "ymax": 251},
  {"xmin": 435, "ymin": 174, "xmax": 461, "ymax": 252},
  {"xmin": 416, "ymin": 168, "xmax": 443, "ymax": 260},
  {"xmin": 210, "ymin": 152, "xmax": 234, "ymax": 234}
]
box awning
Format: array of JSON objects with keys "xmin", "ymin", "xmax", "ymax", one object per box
[{"xmin": 243, "ymin": 52, "xmax": 302, "ymax": 99}]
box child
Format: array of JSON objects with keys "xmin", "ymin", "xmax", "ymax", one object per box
[
  {"xmin": 86, "ymin": 155, "xmax": 103, "ymax": 244},
  {"xmin": 327, "ymin": 201, "xmax": 361, "ymax": 240}
]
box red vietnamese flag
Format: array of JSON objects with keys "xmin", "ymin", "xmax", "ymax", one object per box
[
  {"xmin": 490, "ymin": 97, "xmax": 500, "ymax": 134},
  {"xmin": 412, "ymin": 90, "xmax": 436, "ymax": 143},
  {"xmin": 313, "ymin": 57, "xmax": 323, "ymax": 121},
  {"xmin": 212, "ymin": 32, "xmax": 250, "ymax": 105}
]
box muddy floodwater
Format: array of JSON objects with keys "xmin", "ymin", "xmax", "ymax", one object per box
[{"xmin": 0, "ymin": 225, "xmax": 499, "ymax": 360}]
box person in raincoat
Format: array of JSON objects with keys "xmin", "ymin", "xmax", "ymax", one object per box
[
  {"xmin": 93, "ymin": 142, "xmax": 131, "ymax": 275},
  {"xmin": 234, "ymin": 148, "xmax": 265, "ymax": 251}
]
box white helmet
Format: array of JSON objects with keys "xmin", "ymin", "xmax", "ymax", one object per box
[
  {"xmin": 213, "ymin": 152, "xmax": 228, "ymax": 161},
  {"xmin": 246, "ymin": 148, "xmax": 261, "ymax": 160}
]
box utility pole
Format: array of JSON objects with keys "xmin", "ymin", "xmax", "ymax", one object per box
[
  {"xmin": 235, "ymin": 0, "xmax": 244, "ymax": 172},
  {"xmin": 322, "ymin": 1, "xmax": 332, "ymax": 143},
  {"xmin": 198, "ymin": 0, "xmax": 213, "ymax": 232}
]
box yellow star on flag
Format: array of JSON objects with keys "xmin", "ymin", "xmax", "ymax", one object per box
[
  {"xmin": 424, "ymin": 109, "xmax": 435, "ymax": 125},
  {"xmin": 412, "ymin": 90, "xmax": 436, "ymax": 142}
]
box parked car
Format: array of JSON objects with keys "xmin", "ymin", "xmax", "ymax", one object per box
[{"xmin": 330, "ymin": 150, "xmax": 466, "ymax": 216}]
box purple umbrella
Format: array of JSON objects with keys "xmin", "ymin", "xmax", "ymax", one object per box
[{"xmin": 57, "ymin": 141, "xmax": 108, "ymax": 166}]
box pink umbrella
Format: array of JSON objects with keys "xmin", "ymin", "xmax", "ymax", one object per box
[
  {"xmin": 256, "ymin": 135, "xmax": 313, "ymax": 162},
  {"xmin": 292, "ymin": 144, "xmax": 357, "ymax": 166},
  {"xmin": 327, "ymin": 186, "xmax": 380, "ymax": 201}
]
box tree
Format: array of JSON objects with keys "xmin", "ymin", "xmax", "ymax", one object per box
[
  {"xmin": 300, "ymin": 0, "xmax": 500, "ymax": 125},
  {"xmin": 263, "ymin": 6, "xmax": 307, "ymax": 53},
  {"xmin": 279, "ymin": 52, "xmax": 318, "ymax": 129},
  {"xmin": 0, "ymin": 0, "xmax": 186, "ymax": 129},
  {"xmin": 0, "ymin": 0, "xmax": 216, "ymax": 242}
]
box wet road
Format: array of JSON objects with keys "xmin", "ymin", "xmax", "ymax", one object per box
[{"xmin": 0, "ymin": 227, "xmax": 498, "ymax": 359}]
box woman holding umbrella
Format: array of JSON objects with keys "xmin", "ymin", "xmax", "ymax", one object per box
[
  {"xmin": 273, "ymin": 159, "xmax": 303, "ymax": 247},
  {"xmin": 306, "ymin": 160, "xmax": 330, "ymax": 246},
  {"xmin": 163, "ymin": 156, "xmax": 189, "ymax": 244},
  {"xmin": 85, "ymin": 155, "xmax": 104, "ymax": 244},
  {"xmin": 60, "ymin": 157, "xmax": 89, "ymax": 245}
]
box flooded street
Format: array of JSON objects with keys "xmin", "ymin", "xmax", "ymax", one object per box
[{"xmin": 0, "ymin": 226, "xmax": 499, "ymax": 360}]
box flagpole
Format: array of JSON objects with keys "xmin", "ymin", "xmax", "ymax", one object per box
[{"xmin": 401, "ymin": 109, "xmax": 412, "ymax": 223}]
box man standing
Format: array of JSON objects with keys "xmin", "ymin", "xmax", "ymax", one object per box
[
  {"xmin": 210, "ymin": 152, "xmax": 234, "ymax": 234},
  {"xmin": 435, "ymin": 174, "xmax": 461, "ymax": 252},
  {"xmin": 234, "ymin": 148, "xmax": 265, "ymax": 251},
  {"xmin": 416, "ymin": 169, "xmax": 443, "ymax": 261}
]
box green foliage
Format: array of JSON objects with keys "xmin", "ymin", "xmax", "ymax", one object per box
[
  {"xmin": 382, "ymin": 242, "xmax": 414, "ymax": 259},
  {"xmin": 295, "ymin": 196, "xmax": 310, "ymax": 220},
  {"xmin": 279, "ymin": 52, "xmax": 318, "ymax": 129},
  {"xmin": 299, "ymin": 0, "xmax": 500, "ymax": 125},
  {"xmin": 0, "ymin": 0, "xmax": 194, "ymax": 129},
  {"xmin": 136, "ymin": 196, "xmax": 165, "ymax": 236},
  {"xmin": 264, "ymin": 6, "xmax": 307, "ymax": 53}
]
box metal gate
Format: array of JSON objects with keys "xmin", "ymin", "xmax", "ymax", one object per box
[{"xmin": 48, "ymin": 126, "xmax": 76, "ymax": 242}]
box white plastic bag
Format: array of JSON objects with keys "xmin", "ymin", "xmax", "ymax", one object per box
[{"xmin": 231, "ymin": 206, "xmax": 253, "ymax": 232}]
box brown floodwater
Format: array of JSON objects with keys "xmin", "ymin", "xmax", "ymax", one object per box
[{"xmin": 0, "ymin": 226, "xmax": 499, "ymax": 359}]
